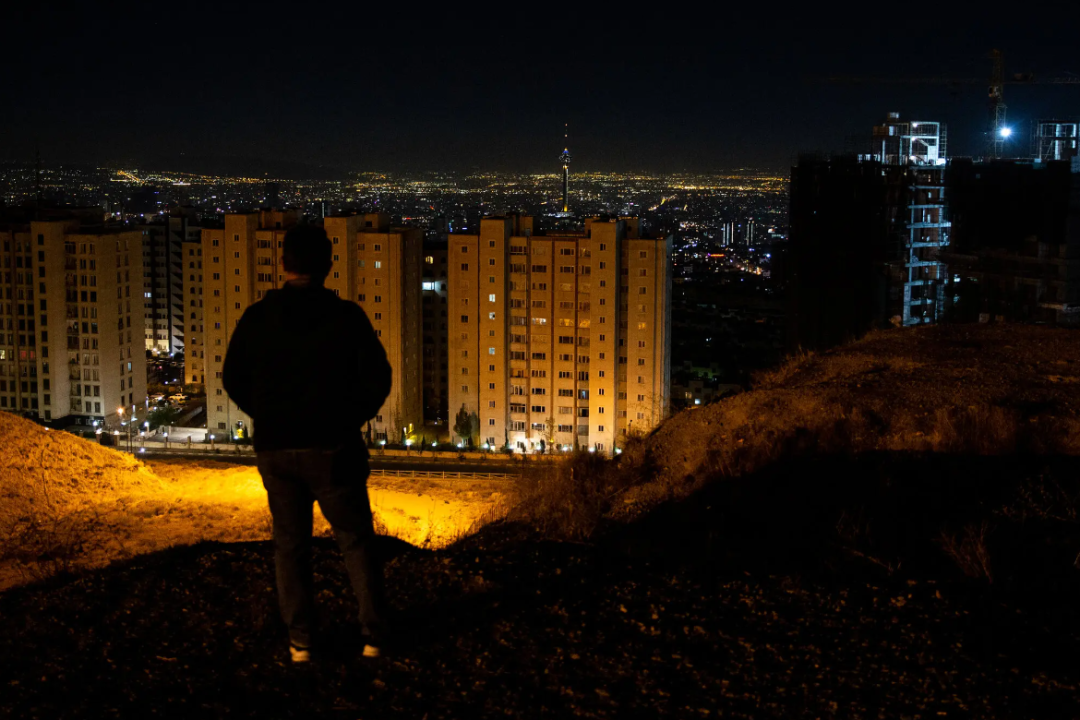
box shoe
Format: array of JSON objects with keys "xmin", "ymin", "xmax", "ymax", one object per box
[
  {"xmin": 289, "ymin": 643, "xmax": 311, "ymax": 663},
  {"xmin": 361, "ymin": 621, "xmax": 389, "ymax": 658}
]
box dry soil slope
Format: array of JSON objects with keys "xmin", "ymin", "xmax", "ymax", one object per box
[
  {"xmin": 628, "ymin": 324, "xmax": 1080, "ymax": 505},
  {"xmin": 0, "ymin": 414, "xmax": 507, "ymax": 589},
  {"xmin": 0, "ymin": 413, "xmax": 163, "ymax": 528}
]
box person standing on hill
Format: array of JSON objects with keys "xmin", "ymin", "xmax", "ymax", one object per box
[{"xmin": 223, "ymin": 223, "xmax": 392, "ymax": 663}]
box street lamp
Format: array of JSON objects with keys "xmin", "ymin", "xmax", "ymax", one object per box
[{"xmin": 117, "ymin": 407, "xmax": 132, "ymax": 453}]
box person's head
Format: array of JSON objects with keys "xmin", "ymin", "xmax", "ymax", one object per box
[{"xmin": 282, "ymin": 224, "xmax": 333, "ymax": 282}]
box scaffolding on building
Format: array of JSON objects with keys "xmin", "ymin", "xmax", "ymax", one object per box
[
  {"xmin": 866, "ymin": 113, "xmax": 951, "ymax": 326},
  {"xmin": 1032, "ymin": 120, "xmax": 1079, "ymax": 162}
]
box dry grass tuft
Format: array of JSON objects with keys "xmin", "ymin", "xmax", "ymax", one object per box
[
  {"xmin": 999, "ymin": 476, "xmax": 1080, "ymax": 524},
  {"xmin": 938, "ymin": 522, "xmax": 994, "ymax": 583},
  {"xmin": 508, "ymin": 448, "xmax": 661, "ymax": 541},
  {"xmin": 751, "ymin": 347, "xmax": 816, "ymax": 389}
]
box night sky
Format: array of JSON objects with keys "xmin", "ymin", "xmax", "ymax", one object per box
[{"xmin": 6, "ymin": 4, "xmax": 1080, "ymax": 175}]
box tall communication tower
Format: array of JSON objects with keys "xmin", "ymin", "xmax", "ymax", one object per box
[{"xmin": 560, "ymin": 124, "xmax": 572, "ymax": 214}]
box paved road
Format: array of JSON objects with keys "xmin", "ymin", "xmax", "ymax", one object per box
[{"xmin": 134, "ymin": 449, "xmax": 524, "ymax": 477}]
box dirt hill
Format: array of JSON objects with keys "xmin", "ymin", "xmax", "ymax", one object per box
[
  {"xmin": 0, "ymin": 414, "xmax": 507, "ymax": 589},
  {"xmin": 620, "ymin": 323, "xmax": 1080, "ymax": 514},
  {"xmin": 0, "ymin": 413, "xmax": 163, "ymax": 529}
]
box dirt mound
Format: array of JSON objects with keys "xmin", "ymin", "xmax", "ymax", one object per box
[
  {"xmin": 0, "ymin": 413, "xmax": 163, "ymax": 526},
  {"xmin": 0, "ymin": 417, "xmax": 507, "ymax": 589},
  {"xmin": 624, "ymin": 324, "xmax": 1080, "ymax": 512}
]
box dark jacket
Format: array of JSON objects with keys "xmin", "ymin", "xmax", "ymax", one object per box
[{"xmin": 222, "ymin": 282, "xmax": 392, "ymax": 452}]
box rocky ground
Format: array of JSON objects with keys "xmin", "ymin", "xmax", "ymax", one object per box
[{"xmin": 0, "ymin": 511, "xmax": 1076, "ymax": 719}]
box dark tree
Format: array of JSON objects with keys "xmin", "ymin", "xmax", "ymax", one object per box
[{"xmin": 454, "ymin": 404, "xmax": 472, "ymax": 446}]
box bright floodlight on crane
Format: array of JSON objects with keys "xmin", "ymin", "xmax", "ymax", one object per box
[{"xmin": 999, "ymin": 127, "xmax": 1013, "ymax": 138}]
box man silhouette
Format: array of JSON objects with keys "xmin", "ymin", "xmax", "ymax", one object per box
[{"xmin": 223, "ymin": 223, "xmax": 392, "ymax": 662}]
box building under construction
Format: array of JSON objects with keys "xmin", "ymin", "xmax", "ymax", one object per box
[
  {"xmin": 788, "ymin": 113, "xmax": 951, "ymax": 350},
  {"xmin": 867, "ymin": 113, "xmax": 951, "ymax": 326},
  {"xmin": 942, "ymin": 154, "xmax": 1080, "ymax": 324},
  {"xmin": 790, "ymin": 109, "xmax": 1080, "ymax": 350}
]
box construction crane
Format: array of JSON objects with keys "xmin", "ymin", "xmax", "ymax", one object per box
[{"xmin": 825, "ymin": 49, "xmax": 1080, "ymax": 158}]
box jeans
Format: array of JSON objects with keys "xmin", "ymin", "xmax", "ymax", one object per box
[{"xmin": 256, "ymin": 446, "xmax": 386, "ymax": 647}]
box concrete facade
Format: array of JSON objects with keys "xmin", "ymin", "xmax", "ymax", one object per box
[
  {"xmin": 202, "ymin": 210, "xmax": 293, "ymax": 440},
  {"xmin": 139, "ymin": 211, "xmax": 202, "ymax": 354},
  {"xmin": 447, "ymin": 216, "xmax": 671, "ymax": 455},
  {"xmin": 324, "ymin": 212, "xmax": 423, "ymax": 442},
  {"xmin": 422, "ymin": 238, "xmax": 449, "ymax": 425},
  {"xmin": 0, "ymin": 218, "xmax": 146, "ymax": 428}
]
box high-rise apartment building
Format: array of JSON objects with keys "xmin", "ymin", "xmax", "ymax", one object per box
[
  {"xmin": 422, "ymin": 238, "xmax": 449, "ymax": 425},
  {"xmin": 323, "ymin": 212, "xmax": 422, "ymax": 442},
  {"xmin": 0, "ymin": 214, "xmax": 146, "ymax": 427},
  {"xmin": 447, "ymin": 216, "xmax": 671, "ymax": 455},
  {"xmin": 139, "ymin": 208, "xmax": 202, "ymax": 354},
  {"xmin": 183, "ymin": 240, "xmax": 206, "ymax": 391},
  {"xmin": 202, "ymin": 210, "xmax": 422, "ymax": 443},
  {"xmin": 202, "ymin": 209, "xmax": 297, "ymax": 439}
]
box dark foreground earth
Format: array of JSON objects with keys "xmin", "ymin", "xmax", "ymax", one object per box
[{"xmin": 3, "ymin": 455, "xmax": 1080, "ymax": 719}]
